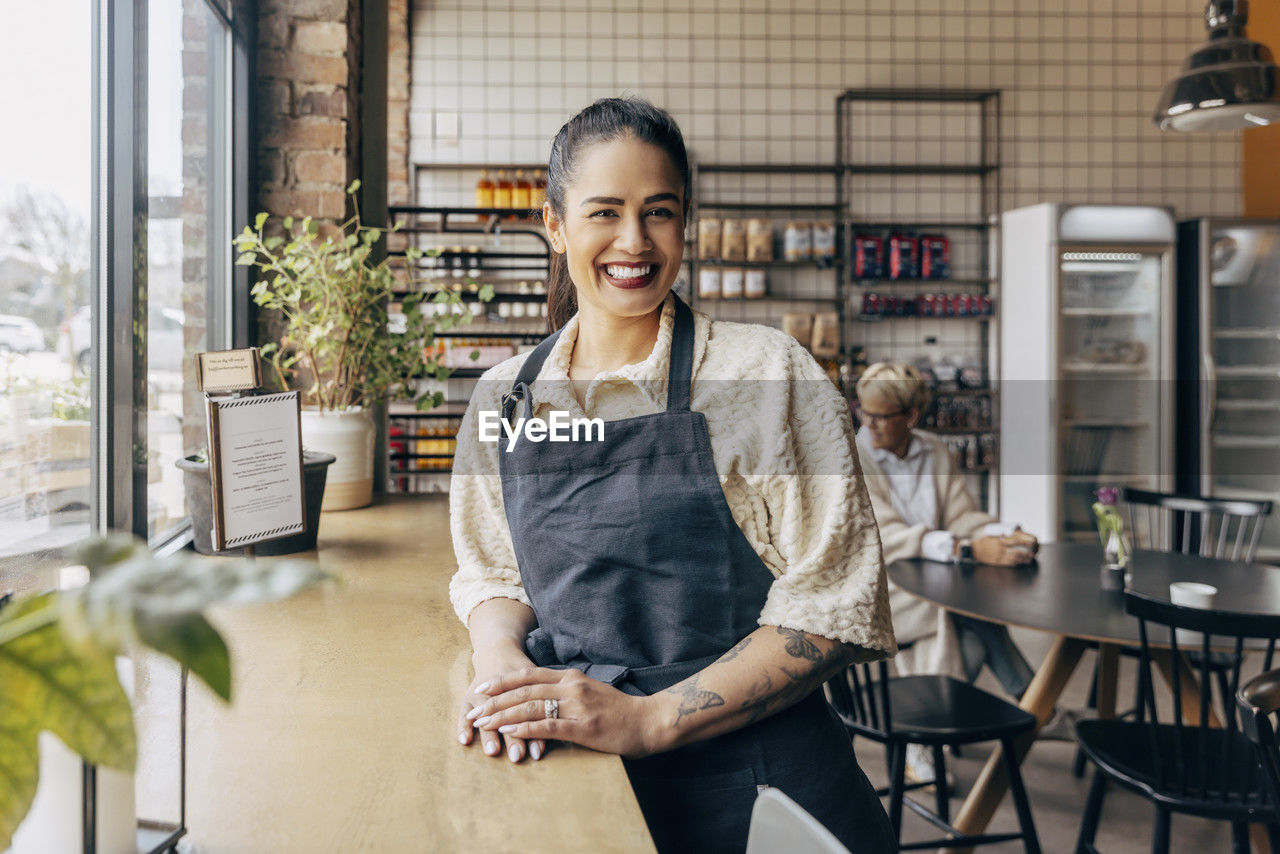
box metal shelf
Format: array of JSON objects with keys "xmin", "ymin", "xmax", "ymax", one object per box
[
  {"xmin": 696, "ymin": 201, "xmax": 842, "ymax": 212},
  {"xmin": 849, "ymin": 220, "xmax": 991, "ymax": 231},
  {"xmin": 839, "ymin": 88, "xmax": 1001, "ymax": 103},
  {"xmin": 1061, "ymin": 307, "xmax": 1152, "ymax": 317},
  {"xmin": 696, "ymin": 163, "xmax": 838, "ymax": 175},
  {"xmin": 697, "ymin": 258, "xmax": 842, "ymax": 269},
  {"xmin": 842, "ymin": 164, "xmax": 997, "ymax": 176},
  {"xmin": 850, "ymin": 277, "xmax": 993, "ymax": 286},
  {"xmin": 1216, "ymin": 365, "xmax": 1280, "ymax": 377},
  {"xmin": 1061, "ymin": 362, "xmax": 1150, "ymax": 373},
  {"xmin": 858, "ymin": 314, "xmax": 992, "ymax": 322},
  {"xmin": 1213, "ymin": 328, "xmax": 1280, "ymax": 340},
  {"xmin": 1214, "ymin": 434, "xmax": 1280, "ymax": 449},
  {"xmin": 704, "ymin": 295, "xmax": 843, "ymax": 304}
]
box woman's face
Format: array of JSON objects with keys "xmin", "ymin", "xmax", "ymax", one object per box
[
  {"xmin": 859, "ymin": 393, "xmax": 917, "ymax": 456},
  {"xmin": 544, "ymin": 135, "xmax": 685, "ymax": 321}
]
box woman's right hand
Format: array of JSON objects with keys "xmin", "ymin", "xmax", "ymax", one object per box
[
  {"xmin": 973, "ymin": 534, "xmax": 1035, "ymax": 566},
  {"xmin": 459, "ymin": 643, "xmax": 547, "ymax": 763}
]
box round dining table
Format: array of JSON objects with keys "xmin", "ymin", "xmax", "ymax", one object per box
[{"xmin": 887, "ymin": 541, "xmax": 1280, "ymax": 852}]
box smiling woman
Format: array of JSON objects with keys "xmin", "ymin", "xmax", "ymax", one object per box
[{"xmin": 448, "ymin": 97, "xmax": 897, "ymax": 854}]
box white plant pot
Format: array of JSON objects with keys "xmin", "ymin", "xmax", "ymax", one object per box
[
  {"xmin": 300, "ymin": 408, "xmax": 374, "ymax": 511},
  {"xmin": 11, "ymin": 660, "xmax": 136, "ymax": 854}
]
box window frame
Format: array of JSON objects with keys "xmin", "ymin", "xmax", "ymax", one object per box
[{"xmin": 91, "ymin": 0, "xmax": 254, "ymax": 547}]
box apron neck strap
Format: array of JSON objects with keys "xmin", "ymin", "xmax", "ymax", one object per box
[
  {"xmin": 503, "ymin": 293, "xmax": 695, "ymax": 417},
  {"xmin": 666, "ymin": 293, "xmax": 694, "ymax": 412}
]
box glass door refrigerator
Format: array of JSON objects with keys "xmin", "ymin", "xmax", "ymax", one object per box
[
  {"xmin": 1177, "ymin": 219, "xmax": 1280, "ymax": 562},
  {"xmin": 1000, "ymin": 203, "xmax": 1176, "ymax": 542}
]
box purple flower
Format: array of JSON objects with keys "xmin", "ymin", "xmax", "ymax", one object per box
[{"xmin": 1094, "ymin": 486, "xmax": 1120, "ymax": 506}]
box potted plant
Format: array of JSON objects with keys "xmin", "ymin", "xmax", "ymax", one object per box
[
  {"xmin": 234, "ymin": 181, "xmax": 492, "ymax": 510},
  {"xmin": 0, "ymin": 532, "xmax": 329, "ymax": 849},
  {"xmin": 176, "ymin": 448, "xmax": 336, "ymax": 556}
]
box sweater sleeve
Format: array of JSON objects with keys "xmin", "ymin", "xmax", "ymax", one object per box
[
  {"xmin": 447, "ymin": 366, "xmax": 532, "ymax": 627},
  {"xmin": 754, "ymin": 340, "xmax": 897, "ymax": 660},
  {"xmin": 934, "ymin": 441, "xmax": 996, "ymax": 539}
]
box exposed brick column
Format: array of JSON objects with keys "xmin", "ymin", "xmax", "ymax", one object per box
[
  {"xmin": 387, "ymin": 0, "xmax": 411, "ymax": 209},
  {"xmin": 254, "ymin": 0, "xmax": 362, "ymax": 352},
  {"xmin": 254, "ymin": 0, "xmax": 360, "ymax": 224}
]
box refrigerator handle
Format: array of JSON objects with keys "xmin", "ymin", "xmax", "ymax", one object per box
[{"xmin": 1202, "ymin": 350, "xmax": 1217, "ymax": 435}]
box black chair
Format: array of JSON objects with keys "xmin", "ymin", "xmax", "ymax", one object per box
[
  {"xmin": 1073, "ymin": 487, "xmax": 1274, "ymax": 777},
  {"xmin": 825, "ymin": 661, "xmax": 1041, "ymax": 853},
  {"xmin": 1074, "ymin": 590, "xmax": 1280, "ymax": 854},
  {"xmin": 1238, "ymin": 668, "xmax": 1280, "ymax": 850}
]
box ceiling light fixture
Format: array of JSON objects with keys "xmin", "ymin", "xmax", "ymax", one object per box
[{"xmin": 1154, "ymin": 0, "xmax": 1280, "ymax": 132}]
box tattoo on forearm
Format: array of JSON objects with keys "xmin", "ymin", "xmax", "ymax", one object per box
[
  {"xmin": 776, "ymin": 626, "xmax": 825, "ymax": 662},
  {"xmin": 717, "ymin": 636, "xmax": 753, "ymax": 663},
  {"xmin": 664, "ymin": 676, "xmax": 726, "ymax": 727}
]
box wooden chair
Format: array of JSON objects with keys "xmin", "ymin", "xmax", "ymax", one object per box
[
  {"xmin": 1238, "ymin": 667, "xmax": 1280, "ymax": 850},
  {"xmin": 1121, "ymin": 487, "xmax": 1272, "ymax": 561},
  {"xmin": 825, "ymin": 661, "xmax": 1041, "ymax": 853},
  {"xmin": 1073, "ymin": 487, "xmax": 1274, "ymax": 777},
  {"xmin": 1074, "ymin": 590, "xmax": 1280, "ymax": 854}
]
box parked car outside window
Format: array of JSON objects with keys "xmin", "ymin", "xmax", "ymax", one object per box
[{"xmin": 0, "ymin": 314, "xmax": 46, "ymax": 353}]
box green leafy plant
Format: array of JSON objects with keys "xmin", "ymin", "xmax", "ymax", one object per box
[
  {"xmin": 234, "ymin": 181, "xmax": 493, "ymax": 412},
  {"xmin": 0, "ymin": 533, "xmax": 331, "ymax": 848}
]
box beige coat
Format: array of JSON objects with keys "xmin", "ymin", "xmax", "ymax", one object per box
[{"xmin": 855, "ymin": 430, "xmax": 994, "ymax": 678}]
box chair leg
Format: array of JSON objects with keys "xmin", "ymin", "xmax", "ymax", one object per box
[
  {"xmin": 887, "ymin": 742, "xmax": 907, "ymax": 844},
  {"xmin": 1151, "ymin": 805, "xmax": 1170, "ymax": 854},
  {"xmin": 999, "ymin": 736, "xmax": 1041, "ymax": 854},
  {"xmin": 1072, "ymin": 744, "xmax": 1089, "ymax": 778},
  {"xmin": 1075, "ymin": 769, "xmax": 1108, "ymax": 854},
  {"xmin": 1230, "ymin": 822, "xmax": 1250, "ymax": 854},
  {"xmin": 932, "ymin": 744, "xmax": 949, "ymax": 824}
]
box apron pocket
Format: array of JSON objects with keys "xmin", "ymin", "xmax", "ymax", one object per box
[{"xmin": 628, "ymin": 767, "xmax": 759, "ymax": 854}]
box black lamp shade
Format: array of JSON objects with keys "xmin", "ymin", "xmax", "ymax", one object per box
[{"xmin": 1154, "ymin": 0, "xmax": 1280, "ymax": 131}]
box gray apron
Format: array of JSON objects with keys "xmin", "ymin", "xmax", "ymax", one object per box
[{"xmin": 499, "ymin": 295, "xmax": 894, "ymax": 854}]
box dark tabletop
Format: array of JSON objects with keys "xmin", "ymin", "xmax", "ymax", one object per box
[{"xmin": 887, "ymin": 542, "xmax": 1280, "ymax": 646}]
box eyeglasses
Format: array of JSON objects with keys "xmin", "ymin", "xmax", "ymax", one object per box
[{"xmin": 857, "ymin": 407, "xmax": 908, "ymax": 425}]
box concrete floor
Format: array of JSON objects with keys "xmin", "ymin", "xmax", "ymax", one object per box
[{"xmin": 856, "ymin": 627, "xmax": 1238, "ymax": 853}]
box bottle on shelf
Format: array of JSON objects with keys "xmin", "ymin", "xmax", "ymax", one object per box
[
  {"xmin": 475, "ymin": 169, "xmax": 494, "ymax": 209},
  {"xmin": 513, "ymin": 169, "xmax": 532, "ymax": 213},
  {"xmin": 494, "ymin": 170, "xmax": 513, "ymax": 209}
]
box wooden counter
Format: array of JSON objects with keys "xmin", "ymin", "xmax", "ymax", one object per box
[{"xmin": 185, "ymin": 494, "xmax": 656, "ymax": 853}]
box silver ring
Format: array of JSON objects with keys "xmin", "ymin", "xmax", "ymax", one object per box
[{"xmin": 544, "ymin": 698, "xmax": 559, "ymax": 720}]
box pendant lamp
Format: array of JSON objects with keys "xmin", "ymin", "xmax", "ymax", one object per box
[{"xmin": 1153, "ymin": 0, "xmax": 1280, "ymax": 132}]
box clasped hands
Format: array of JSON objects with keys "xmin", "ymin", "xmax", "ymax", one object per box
[
  {"xmin": 458, "ymin": 664, "xmax": 665, "ymax": 764},
  {"xmin": 972, "ymin": 529, "xmax": 1038, "ymax": 566}
]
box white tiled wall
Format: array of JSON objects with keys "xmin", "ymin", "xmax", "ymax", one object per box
[{"xmin": 409, "ymin": 0, "xmax": 1240, "ymax": 218}]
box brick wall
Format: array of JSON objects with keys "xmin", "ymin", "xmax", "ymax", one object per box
[
  {"xmin": 254, "ymin": 0, "xmax": 361, "ymax": 224},
  {"xmin": 387, "ymin": 0, "xmax": 411, "ymax": 208}
]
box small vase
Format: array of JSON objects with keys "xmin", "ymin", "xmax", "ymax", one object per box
[{"xmin": 1100, "ymin": 529, "xmax": 1129, "ymax": 590}]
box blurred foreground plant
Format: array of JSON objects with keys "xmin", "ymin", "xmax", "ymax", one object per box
[{"xmin": 0, "ymin": 533, "xmax": 331, "ymax": 848}]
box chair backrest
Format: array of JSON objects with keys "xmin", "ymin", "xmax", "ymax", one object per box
[
  {"xmin": 1125, "ymin": 589, "xmax": 1280, "ymax": 806},
  {"xmin": 745, "ymin": 787, "xmax": 851, "ymax": 854},
  {"xmin": 1239, "ymin": 669, "xmax": 1280, "ymax": 813},
  {"xmin": 1122, "ymin": 487, "xmax": 1273, "ymax": 563},
  {"xmin": 823, "ymin": 660, "xmax": 894, "ymax": 740}
]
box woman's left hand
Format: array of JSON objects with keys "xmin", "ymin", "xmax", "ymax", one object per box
[{"xmin": 466, "ymin": 666, "xmax": 664, "ymax": 759}]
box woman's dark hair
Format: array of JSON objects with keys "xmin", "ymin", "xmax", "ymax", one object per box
[{"xmin": 544, "ymin": 97, "xmax": 691, "ymax": 331}]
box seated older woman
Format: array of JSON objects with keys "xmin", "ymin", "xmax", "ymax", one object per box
[{"xmin": 854, "ymin": 362, "xmax": 1039, "ymax": 783}]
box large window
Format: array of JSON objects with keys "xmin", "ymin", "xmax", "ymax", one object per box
[
  {"xmin": 0, "ymin": 0, "xmax": 247, "ymax": 567},
  {"xmin": 0, "ymin": 0, "xmax": 94, "ymax": 564},
  {"xmin": 1, "ymin": 0, "xmax": 251, "ymax": 847}
]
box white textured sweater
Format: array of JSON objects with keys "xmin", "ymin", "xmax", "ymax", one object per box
[{"xmin": 448, "ymin": 293, "xmax": 896, "ymax": 659}]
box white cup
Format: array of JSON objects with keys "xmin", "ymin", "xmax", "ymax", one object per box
[{"xmin": 1169, "ymin": 581, "xmax": 1218, "ymax": 646}]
